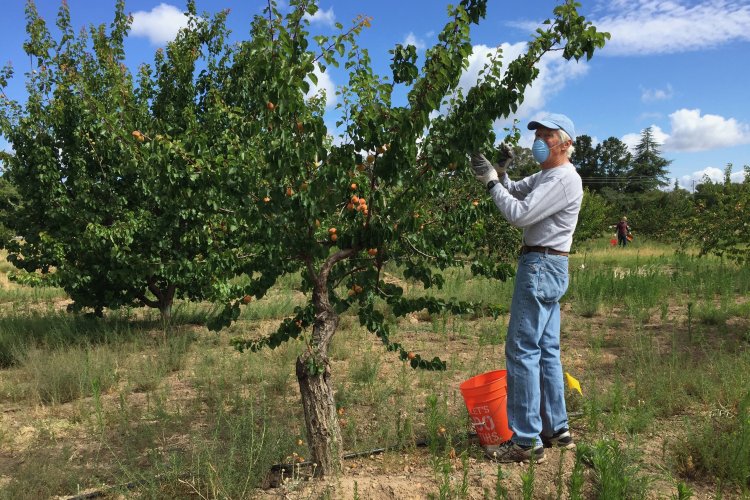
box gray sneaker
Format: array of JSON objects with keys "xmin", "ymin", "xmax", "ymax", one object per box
[
  {"xmin": 541, "ymin": 428, "xmax": 576, "ymax": 449},
  {"xmin": 484, "ymin": 441, "xmax": 545, "ymax": 463}
]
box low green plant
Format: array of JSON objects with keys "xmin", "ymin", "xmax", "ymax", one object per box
[
  {"xmin": 520, "ymin": 442, "xmax": 537, "ymax": 500},
  {"xmin": 673, "ymin": 481, "xmax": 694, "ymax": 499},
  {"xmin": 585, "ymin": 439, "xmax": 650, "ymax": 499},
  {"xmin": 351, "ymin": 349, "xmax": 381, "ymax": 386},
  {"xmin": 431, "ymin": 454, "xmax": 454, "ymax": 500},
  {"xmin": 693, "ymin": 303, "xmax": 729, "ymax": 326},
  {"xmin": 568, "ymin": 446, "xmax": 586, "ymax": 500},
  {"xmin": 187, "ymin": 394, "xmax": 292, "ymax": 498},
  {"xmin": 0, "ymin": 445, "xmax": 83, "ymax": 500},
  {"xmin": 672, "ymin": 393, "xmax": 750, "ymax": 490},
  {"xmin": 555, "ymin": 448, "xmax": 567, "ymax": 500},
  {"xmin": 20, "ymin": 345, "xmax": 119, "ymax": 405},
  {"xmin": 494, "ymin": 464, "xmax": 510, "ymax": 500},
  {"xmin": 478, "ymin": 318, "xmax": 505, "ymax": 345},
  {"xmin": 425, "ymin": 394, "xmax": 450, "ymax": 456},
  {"xmin": 0, "ymin": 310, "xmax": 135, "ymax": 368}
]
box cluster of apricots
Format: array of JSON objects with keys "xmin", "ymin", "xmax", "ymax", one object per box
[{"xmin": 346, "ymin": 194, "xmax": 368, "ymax": 216}]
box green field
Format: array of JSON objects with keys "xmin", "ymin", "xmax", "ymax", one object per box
[{"xmin": 0, "ymin": 238, "xmax": 749, "ymax": 499}]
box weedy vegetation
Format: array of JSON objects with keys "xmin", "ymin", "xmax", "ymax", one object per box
[{"xmin": 0, "ymin": 238, "xmax": 749, "ymax": 498}]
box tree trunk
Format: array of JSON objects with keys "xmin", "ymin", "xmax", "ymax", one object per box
[
  {"xmin": 140, "ymin": 278, "xmax": 176, "ymax": 333},
  {"xmin": 159, "ymin": 301, "xmax": 172, "ymax": 324},
  {"xmin": 295, "ymin": 252, "xmax": 351, "ymax": 476},
  {"xmin": 296, "ymin": 339, "xmax": 342, "ymax": 476},
  {"xmin": 161, "ymin": 284, "xmax": 176, "ymax": 323}
]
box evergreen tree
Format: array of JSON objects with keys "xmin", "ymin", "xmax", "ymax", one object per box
[
  {"xmin": 571, "ymin": 135, "xmax": 599, "ymax": 189},
  {"xmin": 597, "ymin": 137, "xmax": 631, "ymax": 193},
  {"xmin": 627, "ymin": 127, "xmax": 671, "ymax": 192}
]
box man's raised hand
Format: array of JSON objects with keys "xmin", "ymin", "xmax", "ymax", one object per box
[{"xmin": 470, "ymin": 152, "xmax": 499, "ymax": 185}]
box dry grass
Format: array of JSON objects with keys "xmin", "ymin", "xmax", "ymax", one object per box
[{"xmin": 0, "ymin": 242, "xmax": 749, "ymax": 499}]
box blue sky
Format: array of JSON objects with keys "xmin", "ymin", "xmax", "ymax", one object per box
[{"xmin": 1, "ymin": 0, "xmax": 749, "ymax": 189}]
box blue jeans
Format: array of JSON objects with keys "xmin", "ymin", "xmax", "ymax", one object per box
[{"xmin": 505, "ymin": 252, "xmax": 570, "ymax": 447}]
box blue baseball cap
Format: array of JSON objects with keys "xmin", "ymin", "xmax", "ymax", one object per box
[{"xmin": 527, "ymin": 113, "xmax": 576, "ymax": 140}]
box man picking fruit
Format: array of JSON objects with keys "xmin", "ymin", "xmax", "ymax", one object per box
[{"xmin": 470, "ymin": 113, "xmax": 581, "ymax": 463}]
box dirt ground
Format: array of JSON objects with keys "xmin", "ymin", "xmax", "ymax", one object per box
[
  {"xmin": 1, "ymin": 291, "xmax": 746, "ymax": 499},
  {"xmin": 243, "ymin": 299, "xmax": 742, "ymax": 499}
]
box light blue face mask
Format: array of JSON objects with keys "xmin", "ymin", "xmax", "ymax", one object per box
[{"xmin": 532, "ymin": 138, "xmax": 562, "ymax": 163}]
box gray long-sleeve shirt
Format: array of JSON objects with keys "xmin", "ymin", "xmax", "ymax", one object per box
[{"xmin": 488, "ymin": 163, "xmax": 583, "ymax": 252}]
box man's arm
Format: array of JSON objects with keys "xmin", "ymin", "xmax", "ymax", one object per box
[{"xmin": 489, "ymin": 175, "xmax": 571, "ymax": 228}]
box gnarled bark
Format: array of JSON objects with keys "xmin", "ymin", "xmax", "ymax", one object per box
[{"xmin": 295, "ymin": 248, "xmax": 353, "ymax": 476}]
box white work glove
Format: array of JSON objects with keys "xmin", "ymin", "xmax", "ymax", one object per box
[
  {"xmin": 470, "ymin": 152, "xmax": 499, "ymax": 185},
  {"xmin": 494, "ymin": 143, "xmax": 514, "ymax": 177}
]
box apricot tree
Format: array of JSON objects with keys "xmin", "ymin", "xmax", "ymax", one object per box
[
  {"xmin": 682, "ymin": 164, "xmax": 750, "ymax": 264},
  {"xmin": 0, "ymin": 1, "xmax": 269, "ymax": 321},
  {"xmin": 207, "ymin": 0, "xmax": 608, "ymax": 474}
]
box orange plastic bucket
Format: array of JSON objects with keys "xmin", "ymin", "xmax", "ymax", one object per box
[{"xmin": 459, "ymin": 370, "xmax": 513, "ymax": 446}]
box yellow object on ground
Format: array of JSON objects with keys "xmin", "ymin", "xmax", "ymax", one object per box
[{"xmin": 565, "ymin": 372, "xmax": 583, "ymax": 396}]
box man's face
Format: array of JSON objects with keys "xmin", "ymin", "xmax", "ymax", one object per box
[{"xmin": 535, "ymin": 126, "xmax": 571, "ymax": 166}]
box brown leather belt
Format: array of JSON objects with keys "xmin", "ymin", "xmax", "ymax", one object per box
[{"xmin": 521, "ymin": 245, "xmax": 569, "ymax": 257}]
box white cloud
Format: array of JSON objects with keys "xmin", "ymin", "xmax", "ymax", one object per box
[
  {"xmin": 593, "ymin": 0, "xmax": 750, "ymax": 56},
  {"xmin": 621, "ymin": 110, "xmax": 750, "ymax": 153},
  {"xmin": 306, "ymin": 65, "xmax": 337, "ymax": 108},
  {"xmin": 664, "ymin": 109, "xmax": 750, "ymax": 152},
  {"xmin": 130, "ymin": 4, "xmax": 189, "ymax": 46},
  {"xmin": 304, "ymin": 7, "xmax": 335, "ymax": 27},
  {"xmin": 678, "ymin": 167, "xmax": 747, "ymax": 190},
  {"xmin": 641, "ymin": 84, "xmax": 673, "ymax": 102},
  {"xmin": 403, "ymin": 33, "xmax": 426, "ymax": 51}
]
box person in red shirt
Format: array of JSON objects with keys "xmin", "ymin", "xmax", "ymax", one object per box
[{"xmin": 616, "ymin": 216, "xmax": 630, "ymax": 247}]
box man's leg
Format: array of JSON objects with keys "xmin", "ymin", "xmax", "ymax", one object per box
[
  {"xmin": 537, "ymin": 255, "xmax": 571, "ymax": 443},
  {"xmin": 539, "ymin": 295, "xmax": 569, "ymax": 437},
  {"xmin": 505, "ymin": 253, "xmax": 551, "ymax": 448}
]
